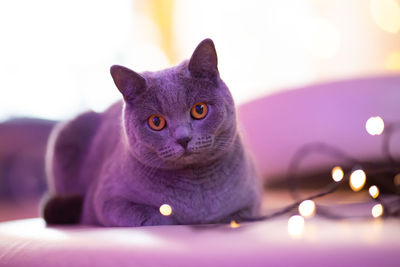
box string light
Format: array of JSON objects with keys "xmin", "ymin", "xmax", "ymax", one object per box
[
  {"xmin": 239, "ymin": 119, "xmax": 400, "ymax": 223},
  {"xmin": 230, "ymin": 220, "xmax": 241, "ymax": 228},
  {"xmin": 287, "ymin": 215, "xmax": 305, "ymax": 237},
  {"xmin": 331, "ymin": 166, "xmax": 344, "ymax": 182},
  {"xmin": 371, "ymin": 204, "xmax": 383, "ymax": 218},
  {"xmin": 298, "ymin": 200, "xmax": 316, "ymax": 218},
  {"xmin": 365, "ymin": 116, "xmax": 384, "ymax": 136},
  {"xmin": 369, "ymin": 185, "xmax": 380, "ymax": 199},
  {"xmin": 159, "ymin": 204, "xmax": 172, "ymax": 216},
  {"xmin": 349, "ymin": 169, "xmax": 366, "ymax": 192}
]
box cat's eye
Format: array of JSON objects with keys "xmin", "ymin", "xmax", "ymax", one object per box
[
  {"xmin": 148, "ymin": 115, "xmax": 166, "ymax": 131},
  {"xmin": 190, "ymin": 102, "xmax": 208, "ymax": 119}
]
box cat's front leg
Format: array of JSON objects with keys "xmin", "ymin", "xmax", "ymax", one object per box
[
  {"xmin": 96, "ymin": 197, "xmax": 176, "ymax": 227},
  {"xmin": 220, "ymin": 204, "xmax": 260, "ymax": 223}
]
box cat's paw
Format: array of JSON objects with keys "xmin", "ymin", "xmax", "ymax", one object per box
[
  {"xmin": 141, "ymin": 213, "xmax": 177, "ymax": 226},
  {"xmin": 98, "ymin": 199, "xmax": 178, "ymax": 227},
  {"xmin": 42, "ymin": 194, "xmax": 83, "ymax": 225},
  {"xmin": 221, "ymin": 206, "xmax": 256, "ymax": 223}
]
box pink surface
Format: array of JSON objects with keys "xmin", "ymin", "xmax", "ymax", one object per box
[
  {"xmin": 1, "ymin": 191, "xmax": 399, "ymax": 266},
  {"xmin": 238, "ymin": 75, "xmax": 400, "ymax": 179},
  {"xmin": 0, "ymin": 216, "xmax": 398, "ymax": 267}
]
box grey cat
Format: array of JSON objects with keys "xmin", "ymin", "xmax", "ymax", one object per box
[{"xmin": 42, "ymin": 39, "xmax": 262, "ymax": 226}]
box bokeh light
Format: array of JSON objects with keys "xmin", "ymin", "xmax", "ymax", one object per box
[
  {"xmin": 1, "ymin": 1, "xmax": 400, "ymax": 121},
  {"xmin": 349, "ymin": 169, "xmax": 367, "ymax": 192},
  {"xmin": 370, "ymin": 0, "xmax": 400, "ymax": 33},
  {"xmin": 365, "ymin": 116, "xmax": 385, "ymax": 136},
  {"xmin": 230, "ymin": 220, "xmax": 241, "ymax": 228},
  {"xmin": 371, "ymin": 204, "xmax": 383, "ymax": 218},
  {"xmin": 369, "ymin": 185, "xmax": 380, "ymax": 199},
  {"xmin": 159, "ymin": 204, "xmax": 172, "ymax": 216},
  {"xmin": 331, "ymin": 166, "xmax": 344, "ymax": 182},
  {"xmin": 385, "ymin": 52, "xmax": 400, "ymax": 70},
  {"xmin": 394, "ymin": 173, "xmax": 400, "ymax": 187},
  {"xmin": 288, "ymin": 215, "xmax": 305, "ymax": 237},
  {"xmin": 298, "ymin": 200, "xmax": 316, "ymax": 218}
]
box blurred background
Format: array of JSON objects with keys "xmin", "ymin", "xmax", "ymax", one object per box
[
  {"xmin": 0, "ymin": 0, "xmax": 399, "ymax": 220},
  {"xmin": 1, "ymin": 0, "xmax": 399, "ymax": 121}
]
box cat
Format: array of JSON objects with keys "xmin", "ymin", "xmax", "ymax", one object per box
[{"xmin": 42, "ymin": 39, "xmax": 262, "ymax": 227}]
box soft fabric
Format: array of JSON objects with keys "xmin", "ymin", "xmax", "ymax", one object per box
[{"xmin": 0, "ymin": 212, "xmax": 399, "ymax": 266}]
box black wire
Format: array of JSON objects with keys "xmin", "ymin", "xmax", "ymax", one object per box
[
  {"xmin": 241, "ymin": 182, "xmax": 341, "ymax": 222},
  {"xmin": 240, "ymin": 121, "xmax": 400, "ymax": 223},
  {"xmin": 382, "ymin": 122, "xmax": 400, "ymax": 165}
]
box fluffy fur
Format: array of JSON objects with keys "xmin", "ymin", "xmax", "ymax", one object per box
[{"xmin": 42, "ymin": 39, "xmax": 262, "ymax": 226}]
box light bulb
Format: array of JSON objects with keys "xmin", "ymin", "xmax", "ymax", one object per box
[
  {"xmin": 159, "ymin": 204, "xmax": 172, "ymax": 216},
  {"xmin": 331, "ymin": 166, "xmax": 344, "ymax": 182},
  {"xmin": 369, "ymin": 185, "xmax": 379, "ymax": 199},
  {"xmin": 371, "ymin": 204, "xmax": 383, "ymax": 218},
  {"xmin": 298, "ymin": 200, "xmax": 316, "ymax": 218},
  {"xmin": 288, "ymin": 215, "xmax": 305, "ymax": 237},
  {"xmin": 349, "ymin": 169, "xmax": 366, "ymax": 192},
  {"xmin": 230, "ymin": 220, "xmax": 241, "ymax": 228},
  {"xmin": 365, "ymin": 116, "xmax": 384, "ymax": 136}
]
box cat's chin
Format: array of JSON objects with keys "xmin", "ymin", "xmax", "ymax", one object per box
[{"xmin": 160, "ymin": 150, "xmax": 207, "ymax": 167}]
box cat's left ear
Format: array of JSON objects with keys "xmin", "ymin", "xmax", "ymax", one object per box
[
  {"xmin": 188, "ymin": 38, "xmax": 218, "ymax": 79},
  {"xmin": 110, "ymin": 65, "xmax": 146, "ymax": 101}
]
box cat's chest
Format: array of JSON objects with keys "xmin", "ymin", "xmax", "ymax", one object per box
[
  {"xmin": 119, "ymin": 157, "xmax": 250, "ymax": 223},
  {"xmin": 169, "ymin": 180, "xmax": 235, "ymax": 221},
  {"xmin": 147, "ymin": 165, "xmax": 245, "ymax": 222}
]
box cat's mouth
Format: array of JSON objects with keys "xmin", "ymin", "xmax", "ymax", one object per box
[
  {"xmin": 179, "ymin": 150, "xmax": 195, "ymax": 158},
  {"xmin": 176, "ymin": 149, "xmax": 203, "ymax": 161},
  {"xmin": 183, "ymin": 150, "xmax": 193, "ymax": 156},
  {"xmin": 158, "ymin": 144, "xmax": 209, "ymax": 164}
]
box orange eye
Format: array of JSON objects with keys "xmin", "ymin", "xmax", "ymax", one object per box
[
  {"xmin": 190, "ymin": 102, "xmax": 208, "ymax": 119},
  {"xmin": 148, "ymin": 115, "xmax": 166, "ymax": 131}
]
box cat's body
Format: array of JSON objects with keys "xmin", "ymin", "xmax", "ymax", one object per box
[{"xmin": 43, "ymin": 39, "xmax": 262, "ymax": 226}]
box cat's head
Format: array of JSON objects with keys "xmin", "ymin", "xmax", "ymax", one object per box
[{"xmin": 110, "ymin": 39, "xmax": 237, "ymax": 169}]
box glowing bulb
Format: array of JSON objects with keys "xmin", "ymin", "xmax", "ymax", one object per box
[
  {"xmin": 331, "ymin": 166, "xmax": 344, "ymax": 182},
  {"xmin": 159, "ymin": 204, "xmax": 172, "ymax": 216},
  {"xmin": 369, "ymin": 185, "xmax": 380, "ymax": 199},
  {"xmin": 370, "ymin": 0, "xmax": 400, "ymax": 33},
  {"xmin": 366, "ymin": 116, "xmax": 384, "ymax": 135},
  {"xmin": 298, "ymin": 200, "xmax": 316, "ymax": 218},
  {"xmin": 288, "ymin": 215, "xmax": 305, "ymax": 237},
  {"xmin": 394, "ymin": 173, "xmax": 400, "ymax": 186},
  {"xmin": 349, "ymin": 169, "xmax": 366, "ymax": 192},
  {"xmin": 371, "ymin": 204, "xmax": 383, "ymax": 218},
  {"xmin": 230, "ymin": 220, "xmax": 241, "ymax": 228}
]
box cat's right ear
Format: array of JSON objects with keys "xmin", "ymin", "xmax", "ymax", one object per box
[
  {"xmin": 188, "ymin": 39, "xmax": 218, "ymax": 79},
  {"xmin": 110, "ymin": 65, "xmax": 146, "ymax": 101}
]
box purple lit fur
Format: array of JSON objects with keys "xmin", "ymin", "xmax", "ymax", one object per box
[{"xmin": 45, "ymin": 39, "xmax": 262, "ymax": 226}]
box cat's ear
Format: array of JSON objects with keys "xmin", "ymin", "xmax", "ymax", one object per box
[
  {"xmin": 188, "ymin": 38, "xmax": 218, "ymax": 79},
  {"xmin": 110, "ymin": 65, "xmax": 146, "ymax": 101}
]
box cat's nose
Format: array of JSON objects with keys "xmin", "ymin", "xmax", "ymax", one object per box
[
  {"xmin": 176, "ymin": 136, "xmax": 191, "ymax": 149},
  {"xmin": 174, "ymin": 126, "xmax": 192, "ymax": 149}
]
